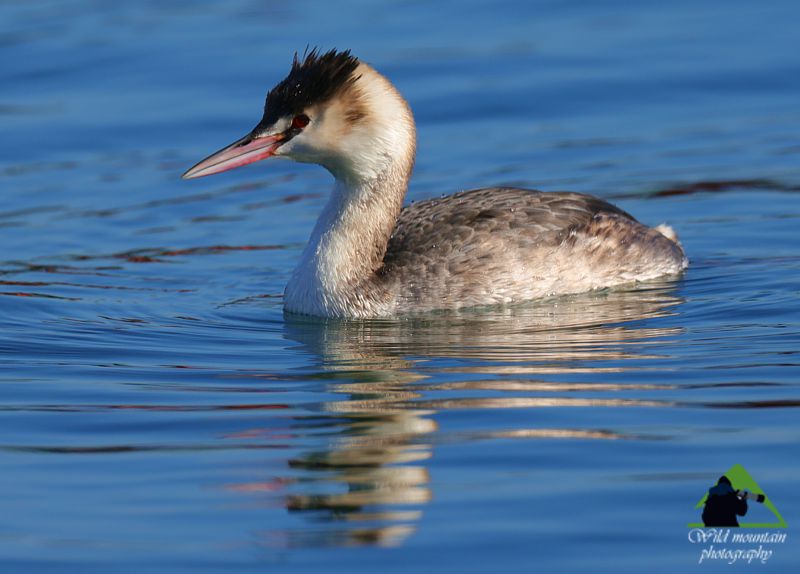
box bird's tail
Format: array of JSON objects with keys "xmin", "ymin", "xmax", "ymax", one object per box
[{"xmin": 654, "ymin": 224, "xmax": 680, "ymax": 244}]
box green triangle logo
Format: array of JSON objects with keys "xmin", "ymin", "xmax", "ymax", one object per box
[{"xmin": 688, "ymin": 464, "xmax": 787, "ymax": 528}]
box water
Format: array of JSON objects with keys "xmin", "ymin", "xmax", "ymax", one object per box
[{"xmin": 1, "ymin": 1, "xmax": 799, "ymax": 572}]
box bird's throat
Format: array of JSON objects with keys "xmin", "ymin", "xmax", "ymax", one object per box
[{"xmin": 283, "ymin": 166, "xmax": 408, "ymax": 317}]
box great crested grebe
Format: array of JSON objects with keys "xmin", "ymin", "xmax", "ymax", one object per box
[{"xmin": 183, "ymin": 49, "xmax": 687, "ymax": 318}]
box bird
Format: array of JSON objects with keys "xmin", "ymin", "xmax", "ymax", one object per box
[{"xmin": 183, "ymin": 49, "xmax": 687, "ymax": 318}]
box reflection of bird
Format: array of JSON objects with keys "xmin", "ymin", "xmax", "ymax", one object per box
[
  {"xmin": 227, "ymin": 286, "xmax": 682, "ymax": 548},
  {"xmin": 184, "ymin": 49, "xmax": 688, "ymax": 318}
]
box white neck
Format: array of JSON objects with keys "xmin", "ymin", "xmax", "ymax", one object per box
[
  {"xmin": 283, "ymin": 63, "xmax": 416, "ymax": 317},
  {"xmin": 283, "ymin": 169, "xmax": 407, "ymax": 317}
]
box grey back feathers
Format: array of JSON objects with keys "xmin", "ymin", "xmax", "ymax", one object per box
[
  {"xmin": 259, "ymin": 49, "xmax": 360, "ymax": 127},
  {"xmin": 378, "ymin": 188, "xmax": 687, "ymax": 313}
]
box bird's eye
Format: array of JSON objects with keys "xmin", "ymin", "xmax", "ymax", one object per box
[{"xmin": 292, "ymin": 114, "xmax": 310, "ymax": 129}]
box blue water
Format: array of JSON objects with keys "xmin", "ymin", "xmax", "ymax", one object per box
[{"xmin": 1, "ymin": 1, "xmax": 799, "ymax": 572}]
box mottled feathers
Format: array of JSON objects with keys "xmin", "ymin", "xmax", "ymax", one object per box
[{"xmin": 378, "ymin": 188, "xmax": 686, "ymax": 311}]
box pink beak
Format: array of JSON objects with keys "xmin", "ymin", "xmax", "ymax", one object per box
[{"xmin": 182, "ymin": 131, "xmax": 285, "ymax": 179}]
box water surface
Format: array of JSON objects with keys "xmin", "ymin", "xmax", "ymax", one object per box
[{"xmin": 1, "ymin": 1, "xmax": 799, "ymax": 572}]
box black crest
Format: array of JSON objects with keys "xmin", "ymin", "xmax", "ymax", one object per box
[{"xmin": 260, "ymin": 48, "xmax": 360, "ymax": 126}]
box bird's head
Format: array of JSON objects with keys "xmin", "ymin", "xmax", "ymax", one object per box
[{"xmin": 183, "ymin": 49, "xmax": 415, "ymax": 182}]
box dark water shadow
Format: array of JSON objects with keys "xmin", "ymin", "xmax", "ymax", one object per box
[{"xmin": 608, "ymin": 178, "xmax": 800, "ymax": 200}]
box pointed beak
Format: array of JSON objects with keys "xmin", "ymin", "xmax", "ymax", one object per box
[{"xmin": 182, "ymin": 131, "xmax": 286, "ymax": 179}]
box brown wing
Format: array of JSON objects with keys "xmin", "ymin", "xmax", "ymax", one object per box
[{"xmin": 382, "ymin": 187, "xmax": 635, "ymax": 266}]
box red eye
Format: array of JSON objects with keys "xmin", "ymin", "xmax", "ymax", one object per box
[{"xmin": 292, "ymin": 114, "xmax": 310, "ymax": 129}]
